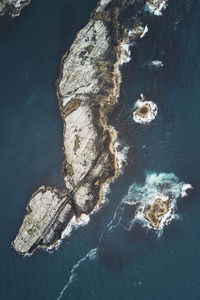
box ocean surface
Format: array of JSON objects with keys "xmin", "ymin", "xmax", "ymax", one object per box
[{"xmin": 0, "ymin": 0, "xmax": 199, "ymax": 299}]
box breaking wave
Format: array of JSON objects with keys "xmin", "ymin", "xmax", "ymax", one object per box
[
  {"xmin": 123, "ymin": 172, "xmax": 192, "ymax": 234},
  {"xmin": 145, "ymin": 0, "xmax": 168, "ymax": 16},
  {"xmin": 148, "ymin": 60, "xmax": 164, "ymax": 70},
  {"xmin": 56, "ymin": 172, "xmax": 192, "ymax": 299},
  {"xmin": 133, "ymin": 95, "xmax": 158, "ymax": 124}
]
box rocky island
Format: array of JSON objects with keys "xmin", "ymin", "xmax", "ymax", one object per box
[
  {"xmin": 133, "ymin": 94, "xmax": 158, "ymax": 124},
  {"xmin": 12, "ymin": 0, "xmax": 168, "ymax": 256},
  {"xmin": 0, "ymin": 0, "xmax": 30, "ymax": 17},
  {"xmin": 144, "ymin": 198, "xmax": 170, "ymax": 228}
]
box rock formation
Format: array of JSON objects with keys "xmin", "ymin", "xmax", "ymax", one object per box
[
  {"xmin": 12, "ymin": 0, "xmax": 168, "ymax": 255},
  {"xmin": 133, "ymin": 94, "xmax": 158, "ymax": 124},
  {"xmin": 0, "ymin": 0, "xmax": 30, "ymax": 17},
  {"xmin": 134, "ymin": 103, "xmax": 152, "ymax": 119},
  {"xmin": 144, "ymin": 198, "xmax": 170, "ymax": 228}
]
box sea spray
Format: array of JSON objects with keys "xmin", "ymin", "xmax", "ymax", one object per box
[
  {"xmin": 133, "ymin": 94, "xmax": 158, "ymax": 124},
  {"xmin": 55, "ymin": 140, "xmax": 129, "ymax": 298},
  {"xmin": 56, "ymin": 171, "xmax": 192, "ymax": 299},
  {"xmin": 145, "ymin": 0, "xmax": 168, "ymax": 16},
  {"xmin": 123, "ymin": 172, "xmax": 193, "ymax": 233},
  {"xmin": 148, "ymin": 60, "xmax": 164, "ymax": 70}
]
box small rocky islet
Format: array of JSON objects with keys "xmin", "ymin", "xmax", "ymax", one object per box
[
  {"xmin": 133, "ymin": 94, "xmax": 158, "ymax": 124},
  {"xmin": 144, "ymin": 198, "xmax": 171, "ymax": 228},
  {"xmin": 4, "ymin": 0, "xmax": 170, "ymax": 255}
]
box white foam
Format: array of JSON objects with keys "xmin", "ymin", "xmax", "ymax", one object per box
[
  {"xmin": 133, "ymin": 95, "xmax": 158, "ymax": 124},
  {"xmin": 113, "ymin": 139, "xmax": 129, "ymax": 172},
  {"xmin": 123, "ymin": 172, "xmax": 193, "ymax": 233},
  {"xmin": 119, "ymin": 40, "xmax": 131, "ymax": 65},
  {"xmin": 118, "ymin": 24, "xmax": 149, "ymax": 66},
  {"xmin": 140, "ymin": 25, "xmax": 149, "ymax": 38},
  {"xmin": 145, "ymin": 0, "xmax": 168, "ymax": 16},
  {"xmin": 181, "ymin": 183, "xmax": 193, "ymax": 197},
  {"xmin": 46, "ymin": 214, "xmax": 91, "ymax": 253},
  {"xmin": 149, "ymin": 60, "xmax": 164, "ymax": 69},
  {"xmin": 56, "ymin": 248, "xmax": 97, "ymax": 300}
]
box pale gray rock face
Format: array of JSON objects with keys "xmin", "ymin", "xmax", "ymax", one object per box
[
  {"xmin": 12, "ymin": 187, "xmax": 72, "ymax": 255},
  {"xmin": 12, "ymin": 0, "xmax": 166, "ymax": 255},
  {"xmin": 0, "ymin": 0, "xmax": 30, "ymax": 17}
]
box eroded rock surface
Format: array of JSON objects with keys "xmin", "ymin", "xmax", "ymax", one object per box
[
  {"xmin": 12, "ymin": 0, "xmax": 167, "ymax": 255},
  {"xmin": 144, "ymin": 198, "xmax": 170, "ymax": 228},
  {"xmin": 133, "ymin": 94, "xmax": 158, "ymax": 124},
  {"xmin": 12, "ymin": 187, "xmax": 73, "ymax": 255},
  {"xmin": 0, "ymin": 0, "xmax": 30, "ymax": 17}
]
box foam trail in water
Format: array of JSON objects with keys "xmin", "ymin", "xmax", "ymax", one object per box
[
  {"xmin": 56, "ymin": 171, "xmax": 192, "ymax": 299},
  {"xmin": 56, "ymin": 248, "xmax": 97, "ymax": 300},
  {"xmin": 99, "ymin": 200, "xmax": 126, "ymax": 243}
]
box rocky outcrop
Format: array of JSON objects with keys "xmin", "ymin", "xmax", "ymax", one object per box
[
  {"xmin": 133, "ymin": 94, "xmax": 158, "ymax": 124},
  {"xmin": 12, "ymin": 187, "xmax": 73, "ymax": 254},
  {"xmin": 144, "ymin": 198, "xmax": 170, "ymax": 228},
  {"xmin": 0, "ymin": 0, "xmax": 30, "ymax": 17},
  {"xmin": 12, "ymin": 0, "xmax": 166, "ymax": 256}
]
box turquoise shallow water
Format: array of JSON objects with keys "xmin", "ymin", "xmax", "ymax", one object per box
[{"xmin": 0, "ymin": 0, "xmax": 200, "ymax": 299}]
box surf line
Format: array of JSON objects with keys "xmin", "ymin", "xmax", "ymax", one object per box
[
  {"xmin": 56, "ymin": 248, "xmax": 98, "ymax": 300},
  {"xmin": 56, "ymin": 193, "xmax": 127, "ymax": 300}
]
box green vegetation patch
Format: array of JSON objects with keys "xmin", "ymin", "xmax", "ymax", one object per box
[
  {"xmin": 86, "ymin": 44, "xmax": 94, "ymax": 53},
  {"xmin": 73, "ymin": 135, "xmax": 80, "ymax": 154},
  {"xmin": 96, "ymin": 60, "xmax": 104, "ymax": 73},
  {"xmin": 67, "ymin": 164, "xmax": 74, "ymax": 177},
  {"xmin": 65, "ymin": 99, "xmax": 81, "ymax": 115},
  {"xmin": 79, "ymin": 50, "xmax": 87, "ymax": 58},
  {"xmin": 27, "ymin": 228, "xmax": 34, "ymax": 235}
]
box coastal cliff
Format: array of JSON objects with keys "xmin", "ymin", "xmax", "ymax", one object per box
[
  {"xmin": 0, "ymin": 0, "xmax": 30, "ymax": 17},
  {"xmin": 12, "ymin": 0, "xmax": 167, "ymax": 255}
]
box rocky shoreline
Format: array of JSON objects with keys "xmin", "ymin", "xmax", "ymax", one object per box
[
  {"xmin": 12, "ymin": 0, "xmax": 168, "ymax": 256},
  {"xmin": 144, "ymin": 198, "xmax": 171, "ymax": 228},
  {"xmin": 0, "ymin": 0, "xmax": 30, "ymax": 17}
]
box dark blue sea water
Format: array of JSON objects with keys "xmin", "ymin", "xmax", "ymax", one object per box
[{"xmin": 0, "ymin": 0, "xmax": 199, "ymax": 299}]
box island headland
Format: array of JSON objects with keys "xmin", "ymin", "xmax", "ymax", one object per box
[
  {"xmin": 0, "ymin": 0, "xmax": 30, "ymax": 17},
  {"xmin": 12, "ymin": 0, "xmax": 168, "ymax": 256}
]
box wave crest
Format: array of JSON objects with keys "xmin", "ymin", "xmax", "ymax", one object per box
[{"xmin": 123, "ymin": 172, "xmax": 192, "ymax": 233}]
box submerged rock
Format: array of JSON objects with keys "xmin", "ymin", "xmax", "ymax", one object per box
[
  {"xmin": 12, "ymin": 0, "xmax": 166, "ymax": 255},
  {"xmin": 0, "ymin": 0, "xmax": 30, "ymax": 17}
]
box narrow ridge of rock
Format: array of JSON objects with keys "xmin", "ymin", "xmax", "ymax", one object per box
[{"xmin": 12, "ymin": 0, "xmax": 168, "ymax": 255}]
